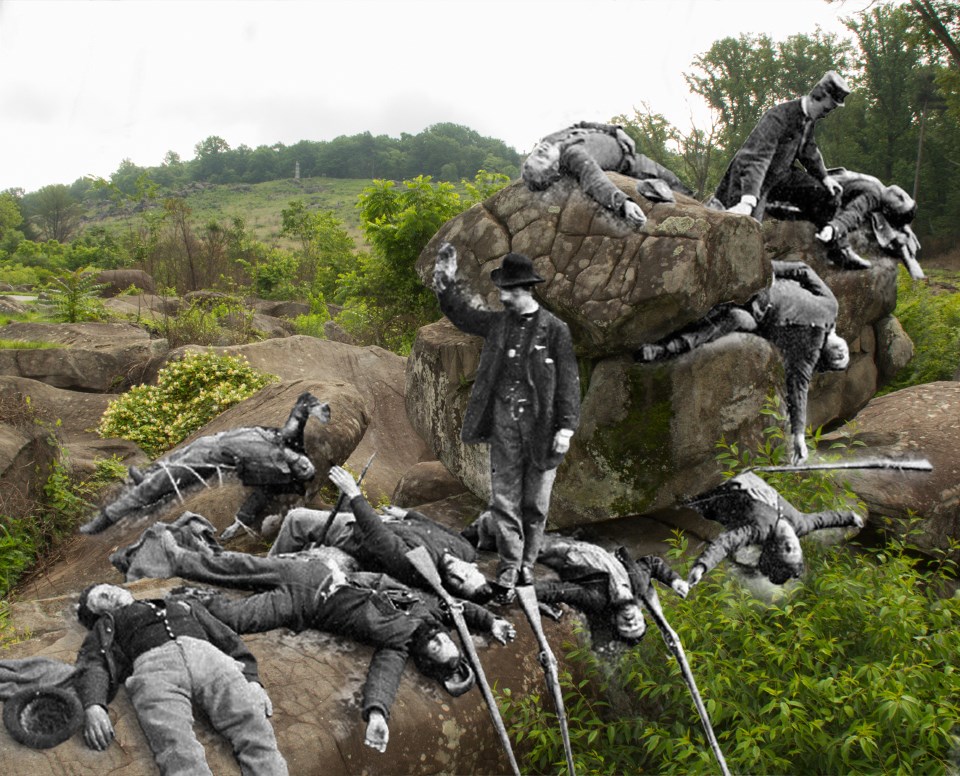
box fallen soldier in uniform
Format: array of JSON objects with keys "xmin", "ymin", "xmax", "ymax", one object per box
[
  {"xmin": 463, "ymin": 511, "xmax": 687, "ymax": 652},
  {"xmin": 265, "ymin": 466, "xmax": 493, "ymax": 601},
  {"xmin": 814, "ymin": 168, "xmax": 922, "ymax": 277},
  {"xmin": 522, "ymin": 121, "xmax": 695, "ymax": 227},
  {"xmin": 75, "ymin": 583, "xmax": 288, "ymax": 775},
  {"xmin": 108, "ymin": 524, "xmax": 515, "ymax": 754},
  {"xmin": 684, "ymin": 472, "xmax": 864, "ymax": 588},
  {"xmin": 635, "ymin": 260, "xmax": 849, "ymax": 463},
  {"xmin": 80, "ymin": 392, "xmax": 330, "ymax": 536}
]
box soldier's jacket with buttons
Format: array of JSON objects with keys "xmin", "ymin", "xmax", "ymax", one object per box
[
  {"xmin": 438, "ymin": 279, "xmax": 581, "ymax": 470},
  {"xmin": 75, "ymin": 599, "xmax": 261, "ymax": 709}
]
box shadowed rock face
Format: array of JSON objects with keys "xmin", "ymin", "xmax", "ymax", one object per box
[{"xmin": 407, "ymin": 175, "xmax": 910, "ymax": 526}]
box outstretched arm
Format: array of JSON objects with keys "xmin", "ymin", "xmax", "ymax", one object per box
[
  {"xmin": 787, "ymin": 505, "xmax": 865, "ymax": 537},
  {"xmin": 688, "ymin": 524, "xmax": 762, "ymax": 585},
  {"xmin": 434, "ymin": 242, "xmax": 498, "ymax": 336}
]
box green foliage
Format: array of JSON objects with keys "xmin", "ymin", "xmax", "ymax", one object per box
[
  {"xmin": 0, "ymin": 262, "xmax": 49, "ymax": 288},
  {"xmin": 44, "ymin": 268, "xmax": 107, "ymax": 323},
  {"xmin": 240, "ymin": 246, "xmax": 301, "ymax": 299},
  {"xmin": 881, "ymin": 268, "xmax": 960, "ymax": 393},
  {"xmin": 503, "ymin": 417, "xmax": 959, "ymax": 775},
  {"xmin": 340, "ymin": 171, "xmax": 509, "ymax": 353},
  {"xmin": 279, "ymin": 201, "xmax": 359, "ymax": 298},
  {"xmin": 292, "ymin": 292, "xmax": 331, "ymax": 338},
  {"xmin": 147, "ymin": 293, "xmax": 260, "ymax": 350},
  {"xmin": 98, "ymin": 351, "xmax": 277, "ymax": 457}
]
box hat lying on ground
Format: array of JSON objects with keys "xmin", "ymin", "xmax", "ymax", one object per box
[{"xmin": 3, "ymin": 685, "xmax": 84, "ymax": 749}]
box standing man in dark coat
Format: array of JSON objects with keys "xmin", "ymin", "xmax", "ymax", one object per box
[
  {"xmin": 522, "ymin": 121, "xmax": 694, "ymax": 227},
  {"xmin": 434, "ymin": 243, "xmax": 581, "ymax": 599},
  {"xmin": 714, "ymin": 72, "xmax": 853, "ymax": 250}
]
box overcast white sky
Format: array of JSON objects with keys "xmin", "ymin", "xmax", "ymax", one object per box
[{"xmin": 0, "ymin": 0, "xmax": 871, "ymax": 193}]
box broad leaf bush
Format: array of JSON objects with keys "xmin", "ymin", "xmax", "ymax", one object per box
[
  {"xmin": 98, "ymin": 351, "xmax": 276, "ymax": 456},
  {"xmin": 501, "ymin": 405, "xmax": 960, "ymax": 775}
]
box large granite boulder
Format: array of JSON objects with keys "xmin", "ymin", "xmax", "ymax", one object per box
[
  {"xmin": 0, "ymin": 577, "xmax": 574, "ymax": 776},
  {"xmin": 0, "ymin": 322, "xmax": 168, "ymax": 392},
  {"xmin": 143, "ymin": 337, "xmax": 433, "ymax": 507},
  {"xmin": 94, "ymin": 269, "xmax": 156, "ymax": 296},
  {"xmin": 821, "ymin": 381, "xmax": 960, "ymax": 557},
  {"xmin": 407, "ymin": 176, "xmax": 908, "ymax": 525},
  {"xmin": 415, "ymin": 174, "xmax": 770, "ymax": 356}
]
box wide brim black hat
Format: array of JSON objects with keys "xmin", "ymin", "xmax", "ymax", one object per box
[
  {"xmin": 3, "ymin": 686, "xmax": 84, "ymax": 749},
  {"xmin": 490, "ymin": 252, "xmax": 545, "ymax": 289}
]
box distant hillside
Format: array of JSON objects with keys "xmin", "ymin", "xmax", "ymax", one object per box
[{"xmin": 82, "ymin": 177, "xmax": 375, "ymax": 246}]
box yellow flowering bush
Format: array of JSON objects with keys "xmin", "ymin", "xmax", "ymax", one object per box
[{"xmin": 98, "ymin": 351, "xmax": 277, "ymax": 457}]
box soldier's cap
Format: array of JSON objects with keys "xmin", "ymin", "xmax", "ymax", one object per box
[
  {"xmin": 3, "ymin": 686, "xmax": 84, "ymax": 750},
  {"xmin": 814, "ymin": 71, "xmax": 851, "ymax": 104},
  {"xmin": 491, "ymin": 252, "xmax": 545, "ymax": 289}
]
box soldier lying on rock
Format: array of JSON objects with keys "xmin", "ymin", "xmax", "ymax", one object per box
[
  {"xmin": 75, "ymin": 583, "xmax": 288, "ymax": 775},
  {"xmin": 463, "ymin": 511, "xmax": 688, "ymax": 653},
  {"xmin": 109, "ymin": 521, "xmax": 515, "ymax": 754},
  {"xmin": 814, "ymin": 168, "xmax": 922, "ymax": 277},
  {"xmin": 684, "ymin": 472, "xmax": 864, "ymax": 588},
  {"xmin": 265, "ymin": 465, "xmax": 493, "ymax": 601},
  {"xmin": 522, "ymin": 121, "xmax": 695, "ymax": 227},
  {"xmin": 635, "ymin": 260, "xmax": 849, "ymax": 464},
  {"xmin": 80, "ymin": 392, "xmax": 330, "ymax": 536}
]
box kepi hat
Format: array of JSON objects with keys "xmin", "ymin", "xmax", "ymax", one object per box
[
  {"xmin": 490, "ymin": 253, "xmax": 544, "ymax": 289},
  {"xmin": 814, "ymin": 71, "xmax": 851, "ymax": 104}
]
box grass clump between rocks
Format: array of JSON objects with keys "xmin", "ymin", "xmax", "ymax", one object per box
[{"xmin": 98, "ymin": 351, "xmax": 277, "ymax": 457}]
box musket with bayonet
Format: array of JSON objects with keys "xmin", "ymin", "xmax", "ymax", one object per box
[
  {"xmin": 748, "ymin": 457, "xmax": 932, "ymax": 474},
  {"xmin": 405, "ymin": 546, "xmax": 522, "ymax": 776},
  {"xmin": 615, "ymin": 547, "xmax": 731, "ymax": 776},
  {"xmin": 515, "ymin": 584, "xmax": 577, "ymax": 776}
]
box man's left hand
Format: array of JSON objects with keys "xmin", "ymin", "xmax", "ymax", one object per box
[
  {"xmin": 250, "ymin": 682, "xmax": 273, "ymax": 717},
  {"xmin": 364, "ymin": 711, "xmax": 390, "ymax": 753},
  {"xmin": 823, "ymin": 175, "xmax": 843, "ymax": 198},
  {"xmin": 491, "ymin": 618, "xmax": 517, "ymax": 644},
  {"xmin": 790, "ymin": 432, "xmax": 809, "ymax": 464},
  {"xmin": 552, "ymin": 430, "xmax": 572, "ymax": 455},
  {"xmin": 622, "ymin": 200, "xmax": 647, "ymax": 227}
]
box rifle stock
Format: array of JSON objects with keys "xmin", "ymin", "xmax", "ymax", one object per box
[
  {"xmin": 405, "ymin": 547, "xmax": 521, "ymax": 776},
  {"xmin": 516, "ymin": 585, "xmax": 576, "ymax": 776}
]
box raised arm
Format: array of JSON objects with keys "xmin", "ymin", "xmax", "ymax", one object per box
[{"xmin": 434, "ymin": 242, "xmax": 498, "ymax": 337}]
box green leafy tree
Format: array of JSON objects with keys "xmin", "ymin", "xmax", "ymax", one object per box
[
  {"xmin": 279, "ymin": 201, "xmax": 358, "ymax": 297},
  {"xmin": 24, "ymin": 184, "xmax": 83, "ymax": 242}
]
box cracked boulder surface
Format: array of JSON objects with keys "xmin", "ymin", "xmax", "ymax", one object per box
[
  {"xmin": 407, "ymin": 175, "xmax": 908, "ymax": 526},
  {"xmin": 1, "ymin": 567, "xmax": 582, "ymax": 775}
]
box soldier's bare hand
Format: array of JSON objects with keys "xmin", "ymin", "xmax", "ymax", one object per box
[
  {"xmin": 823, "ymin": 175, "xmax": 843, "ymax": 198},
  {"xmin": 328, "ymin": 466, "xmax": 361, "ymax": 499},
  {"xmin": 622, "ymin": 200, "xmax": 647, "ymax": 227},
  {"xmin": 727, "ymin": 200, "xmax": 754, "ymax": 217},
  {"xmin": 671, "ymin": 578, "xmax": 690, "ymax": 598},
  {"xmin": 491, "ymin": 618, "xmax": 516, "ymax": 644},
  {"xmin": 83, "ymin": 705, "xmax": 115, "ymax": 751},
  {"xmin": 364, "ymin": 710, "xmax": 389, "ymax": 753},
  {"xmin": 687, "ymin": 564, "xmax": 705, "ymax": 587}
]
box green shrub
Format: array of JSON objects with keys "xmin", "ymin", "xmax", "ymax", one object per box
[
  {"xmin": 98, "ymin": 351, "xmax": 277, "ymax": 456},
  {"xmin": 501, "ymin": 403, "xmax": 959, "ymax": 775},
  {"xmin": 0, "ymin": 262, "xmax": 50, "ymax": 288},
  {"xmin": 44, "ymin": 268, "xmax": 107, "ymax": 323},
  {"xmin": 882, "ymin": 267, "xmax": 960, "ymax": 393},
  {"xmin": 147, "ymin": 294, "xmax": 259, "ymax": 349}
]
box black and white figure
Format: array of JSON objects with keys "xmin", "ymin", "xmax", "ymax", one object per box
[
  {"xmin": 684, "ymin": 472, "xmax": 864, "ymax": 588},
  {"xmin": 635, "ymin": 260, "xmax": 849, "ymax": 464},
  {"xmin": 80, "ymin": 392, "xmax": 330, "ymax": 536},
  {"xmin": 463, "ymin": 511, "xmax": 687, "ymax": 651},
  {"xmin": 75, "ymin": 584, "xmax": 288, "ymax": 775},
  {"xmin": 123, "ymin": 533, "xmax": 513, "ymax": 754},
  {"xmin": 263, "ymin": 466, "xmax": 493, "ymax": 601},
  {"xmin": 521, "ymin": 121, "xmax": 694, "ymax": 227},
  {"xmin": 434, "ymin": 243, "xmax": 581, "ymax": 598},
  {"xmin": 713, "ymin": 71, "xmax": 851, "ymax": 232},
  {"xmin": 815, "ymin": 168, "xmax": 922, "ymax": 277}
]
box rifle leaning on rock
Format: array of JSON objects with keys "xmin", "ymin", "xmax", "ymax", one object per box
[
  {"xmin": 616, "ymin": 547, "xmax": 731, "ymax": 776},
  {"xmin": 515, "ymin": 585, "xmax": 577, "ymax": 776},
  {"xmin": 405, "ymin": 546, "xmax": 521, "ymax": 776}
]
